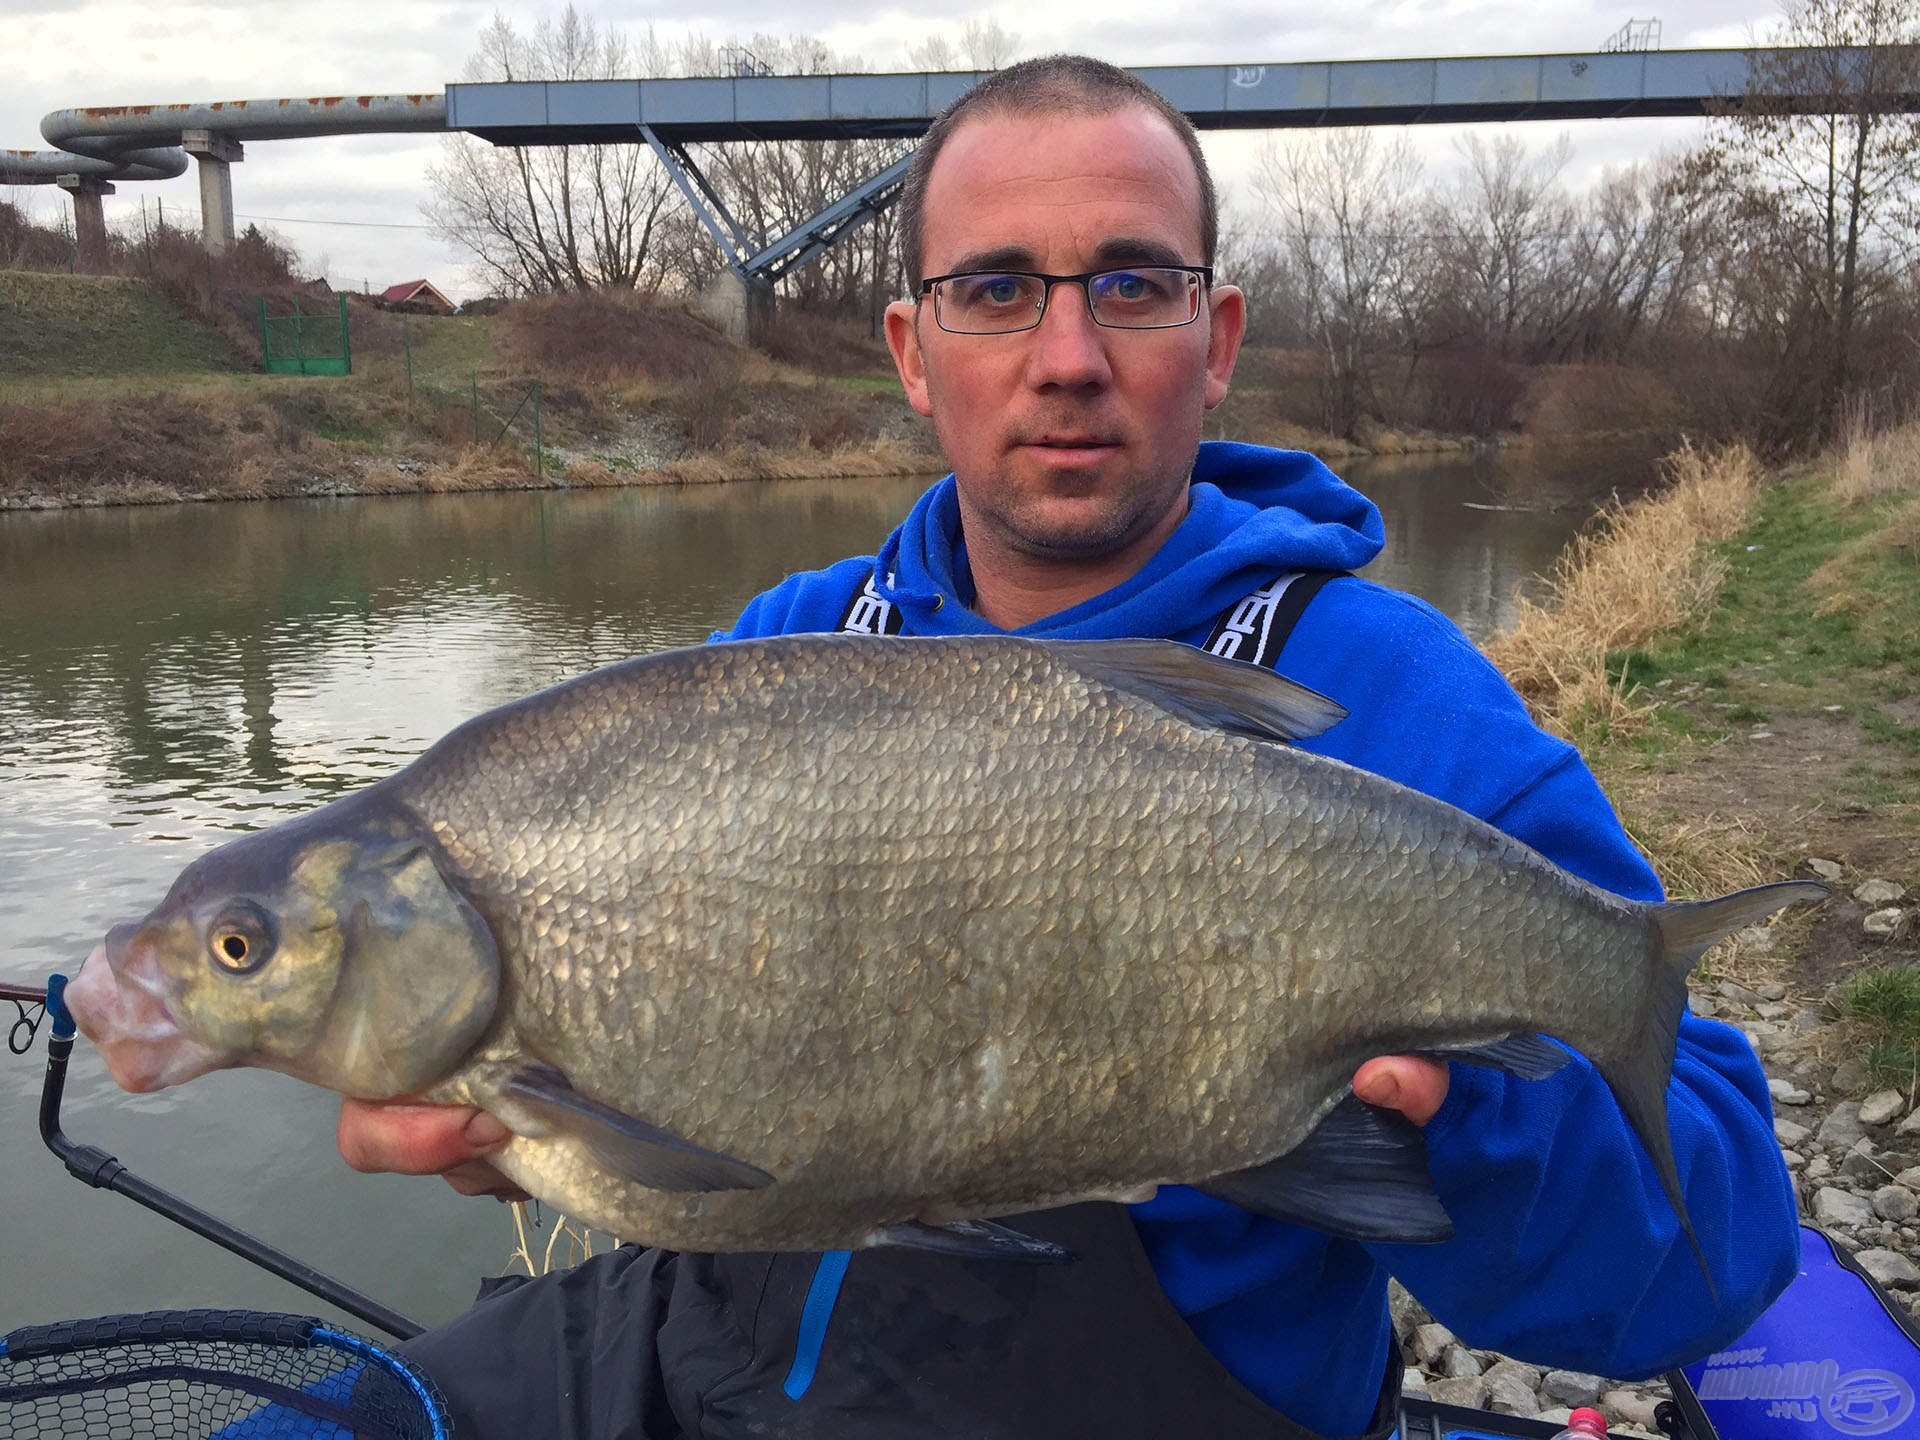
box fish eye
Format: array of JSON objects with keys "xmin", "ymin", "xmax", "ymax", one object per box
[{"xmin": 207, "ymin": 902, "xmax": 276, "ymax": 974}]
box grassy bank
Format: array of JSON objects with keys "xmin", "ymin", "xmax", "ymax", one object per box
[
  {"xmin": 1485, "ymin": 425, "xmax": 1919, "ymax": 1057},
  {"xmin": 1, "ymin": 272, "xmax": 1588, "ymax": 510}
]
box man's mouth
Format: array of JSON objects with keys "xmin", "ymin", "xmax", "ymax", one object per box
[{"xmin": 1019, "ymin": 435, "xmax": 1122, "ymax": 463}]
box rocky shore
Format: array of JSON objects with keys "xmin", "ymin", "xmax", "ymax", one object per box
[{"xmin": 1389, "ymin": 867, "xmax": 1915, "ymax": 1435}]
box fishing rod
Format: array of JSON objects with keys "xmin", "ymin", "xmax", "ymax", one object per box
[{"xmin": 5, "ymin": 975, "xmax": 423, "ymax": 1342}]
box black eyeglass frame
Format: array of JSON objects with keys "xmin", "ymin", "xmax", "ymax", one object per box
[{"xmin": 917, "ymin": 265, "xmax": 1216, "ymax": 334}]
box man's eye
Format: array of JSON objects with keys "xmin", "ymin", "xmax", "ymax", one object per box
[
  {"xmin": 1096, "ymin": 271, "xmax": 1163, "ymax": 303},
  {"xmin": 960, "ymin": 276, "xmax": 1028, "ymax": 307}
]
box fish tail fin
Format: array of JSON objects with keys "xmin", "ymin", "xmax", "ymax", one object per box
[{"xmin": 1597, "ymin": 879, "xmax": 1829, "ymax": 1300}]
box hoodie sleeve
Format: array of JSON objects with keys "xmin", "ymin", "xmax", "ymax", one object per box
[{"xmin": 1284, "ymin": 583, "xmax": 1798, "ymax": 1375}]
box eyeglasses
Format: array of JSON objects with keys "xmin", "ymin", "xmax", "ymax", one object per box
[{"xmin": 919, "ymin": 266, "xmax": 1213, "ymax": 335}]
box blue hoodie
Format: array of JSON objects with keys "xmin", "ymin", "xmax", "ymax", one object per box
[{"xmin": 715, "ymin": 442, "xmax": 1798, "ymax": 1436}]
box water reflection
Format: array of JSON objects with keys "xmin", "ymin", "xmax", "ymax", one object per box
[{"xmin": 0, "ymin": 449, "xmax": 1654, "ymax": 1330}]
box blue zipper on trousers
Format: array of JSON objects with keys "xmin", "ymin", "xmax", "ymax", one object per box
[{"xmin": 782, "ymin": 1250, "xmax": 853, "ymax": 1400}]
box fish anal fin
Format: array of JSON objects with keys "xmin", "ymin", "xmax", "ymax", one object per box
[
  {"xmin": 1045, "ymin": 640, "xmax": 1346, "ymax": 744},
  {"xmin": 873, "ymin": 1218, "xmax": 1073, "ymax": 1264},
  {"xmin": 1199, "ymin": 1093, "xmax": 1453, "ymax": 1244},
  {"xmin": 502, "ymin": 1063, "xmax": 773, "ymax": 1193}
]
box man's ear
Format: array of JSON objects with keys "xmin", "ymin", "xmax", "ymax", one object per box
[
  {"xmin": 1203, "ymin": 284, "xmax": 1247, "ymax": 411},
  {"xmin": 885, "ymin": 299, "xmax": 934, "ymax": 417}
]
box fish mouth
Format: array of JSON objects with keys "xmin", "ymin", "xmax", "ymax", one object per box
[{"xmin": 66, "ymin": 928, "xmax": 228, "ymax": 1092}]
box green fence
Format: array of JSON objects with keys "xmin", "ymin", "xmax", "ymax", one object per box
[{"xmin": 259, "ymin": 295, "xmax": 350, "ymax": 376}]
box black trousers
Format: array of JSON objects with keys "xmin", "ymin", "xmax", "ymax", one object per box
[{"xmin": 400, "ymin": 1204, "xmax": 1399, "ymax": 1440}]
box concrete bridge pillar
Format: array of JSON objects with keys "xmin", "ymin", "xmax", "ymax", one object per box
[
  {"xmin": 696, "ymin": 269, "xmax": 775, "ymax": 347},
  {"xmin": 55, "ymin": 174, "xmax": 114, "ymax": 270},
  {"xmin": 181, "ymin": 128, "xmax": 243, "ymax": 252}
]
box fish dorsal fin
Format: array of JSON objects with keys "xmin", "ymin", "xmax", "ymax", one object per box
[
  {"xmin": 1045, "ymin": 640, "xmax": 1347, "ymax": 744},
  {"xmin": 502, "ymin": 1064, "xmax": 774, "ymax": 1193}
]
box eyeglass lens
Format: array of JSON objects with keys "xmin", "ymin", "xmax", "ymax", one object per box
[{"xmin": 934, "ymin": 269, "xmax": 1200, "ymax": 334}]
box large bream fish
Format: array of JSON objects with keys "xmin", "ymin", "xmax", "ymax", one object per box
[{"xmin": 68, "ymin": 636, "xmax": 1822, "ymax": 1266}]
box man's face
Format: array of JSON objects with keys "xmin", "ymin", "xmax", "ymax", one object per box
[{"xmin": 885, "ymin": 106, "xmax": 1245, "ymax": 566}]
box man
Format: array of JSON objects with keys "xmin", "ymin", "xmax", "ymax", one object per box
[{"xmin": 341, "ymin": 56, "xmax": 1797, "ymax": 1439}]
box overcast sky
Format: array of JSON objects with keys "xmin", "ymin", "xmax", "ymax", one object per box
[{"xmin": 2, "ymin": 1, "xmax": 1789, "ymax": 300}]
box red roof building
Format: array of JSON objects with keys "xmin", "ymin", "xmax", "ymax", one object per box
[{"xmin": 376, "ymin": 279, "xmax": 455, "ymax": 315}]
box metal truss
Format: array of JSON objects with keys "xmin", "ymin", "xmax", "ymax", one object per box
[{"xmin": 639, "ymin": 125, "xmax": 909, "ymax": 287}]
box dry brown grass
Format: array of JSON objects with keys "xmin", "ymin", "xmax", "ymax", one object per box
[
  {"xmin": 498, "ymin": 291, "xmax": 738, "ymax": 385},
  {"xmin": 1484, "ymin": 441, "xmax": 1764, "ymax": 740},
  {"xmin": 1831, "ymin": 414, "xmax": 1920, "ymax": 503},
  {"xmin": 649, "ymin": 438, "xmax": 934, "ymax": 486}
]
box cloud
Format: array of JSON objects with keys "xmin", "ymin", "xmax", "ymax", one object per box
[{"xmin": 6, "ymin": 0, "xmax": 1783, "ymax": 300}]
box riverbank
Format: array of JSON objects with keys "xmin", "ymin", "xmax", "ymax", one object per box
[
  {"xmin": 1390, "ymin": 428, "xmax": 1920, "ymax": 1429},
  {"xmin": 1, "ymin": 270, "xmax": 1655, "ymax": 511}
]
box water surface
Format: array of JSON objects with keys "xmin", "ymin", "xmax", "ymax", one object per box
[{"xmin": 0, "ymin": 447, "xmax": 1653, "ymax": 1331}]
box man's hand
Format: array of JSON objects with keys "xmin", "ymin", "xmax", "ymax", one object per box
[
  {"xmin": 1352, "ymin": 1057, "xmax": 1449, "ymax": 1126},
  {"xmin": 336, "ymin": 1098, "xmax": 531, "ymax": 1201}
]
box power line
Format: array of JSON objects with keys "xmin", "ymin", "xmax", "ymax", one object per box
[{"xmin": 234, "ymin": 211, "xmax": 434, "ymax": 231}]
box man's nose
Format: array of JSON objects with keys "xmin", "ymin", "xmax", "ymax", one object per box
[{"xmin": 1023, "ymin": 282, "xmax": 1113, "ymax": 391}]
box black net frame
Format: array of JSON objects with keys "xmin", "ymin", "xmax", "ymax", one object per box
[{"xmin": 0, "ymin": 1309, "xmax": 448, "ymax": 1440}]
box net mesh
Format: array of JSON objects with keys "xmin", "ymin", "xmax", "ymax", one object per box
[{"xmin": 0, "ymin": 1310, "xmax": 447, "ymax": 1440}]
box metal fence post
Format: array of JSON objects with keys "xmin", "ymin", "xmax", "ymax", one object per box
[
  {"xmin": 258, "ymin": 296, "xmax": 270, "ymax": 370},
  {"xmin": 403, "ymin": 318, "xmax": 414, "ymax": 412},
  {"xmin": 338, "ymin": 294, "xmax": 351, "ymax": 376},
  {"xmin": 471, "ymin": 371, "xmax": 480, "ymax": 443},
  {"xmin": 293, "ymin": 300, "xmax": 305, "ymax": 377},
  {"xmin": 533, "ymin": 381, "xmax": 542, "ymax": 483}
]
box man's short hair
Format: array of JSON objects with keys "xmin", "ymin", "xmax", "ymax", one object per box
[{"xmin": 897, "ymin": 54, "xmax": 1219, "ymax": 291}]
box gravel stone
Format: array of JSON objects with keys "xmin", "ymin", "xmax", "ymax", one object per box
[
  {"xmin": 1815, "ymin": 1186, "xmax": 1876, "ymax": 1228},
  {"xmin": 1483, "ymin": 1360, "xmax": 1543, "ymax": 1391},
  {"xmin": 1401, "ymin": 1366, "xmax": 1429, "ymax": 1396},
  {"xmin": 1895, "ymin": 1166, "xmax": 1920, "ymax": 1189},
  {"xmin": 1855, "ymin": 1248, "xmax": 1920, "ymax": 1289},
  {"xmin": 1603, "ymin": 1388, "xmax": 1663, "ymax": 1430},
  {"xmin": 1819, "ymin": 1102, "xmax": 1867, "ymax": 1147},
  {"xmin": 1388, "ymin": 1280, "xmax": 1430, "ymax": 1340},
  {"xmin": 1441, "ymin": 1344, "xmax": 1484, "ymax": 1379},
  {"xmin": 1806, "ymin": 1153, "xmax": 1834, "ymax": 1180},
  {"xmin": 1861, "ymin": 1089, "xmax": 1908, "ymax": 1126},
  {"xmin": 1735, "ymin": 925, "xmax": 1777, "ymax": 954},
  {"xmin": 1873, "ymin": 1185, "xmax": 1919, "ymax": 1222},
  {"xmin": 1782, "ymin": 1149, "xmax": 1806, "ymax": 1170},
  {"xmin": 1771, "ymin": 1078, "xmax": 1812, "ymax": 1106},
  {"xmin": 1718, "ymin": 980, "xmax": 1766, "ymax": 1009},
  {"xmin": 1541, "ymin": 1370, "xmax": 1606, "ymax": 1408},
  {"xmin": 1429, "ymin": 1376, "xmax": 1491, "ymax": 1410},
  {"xmin": 1756, "ymin": 981, "xmax": 1789, "ymax": 1001},
  {"xmin": 1410, "ymin": 1322, "xmax": 1455, "ymax": 1368},
  {"xmin": 1865, "ymin": 908, "xmax": 1907, "ymax": 939},
  {"xmin": 1805, "ymin": 857, "xmax": 1844, "ymax": 883},
  {"xmin": 1755, "ymin": 1001, "xmax": 1791, "ymax": 1020},
  {"xmin": 1486, "ymin": 1373, "xmax": 1541, "ymax": 1416},
  {"xmin": 1842, "ymin": 1141, "xmax": 1888, "ymax": 1182},
  {"xmin": 1855, "ymin": 878, "xmax": 1908, "ymax": 907},
  {"xmin": 1775, "ymin": 1117, "xmax": 1811, "ymax": 1147},
  {"xmin": 1833, "ymin": 1059, "xmax": 1870, "ymax": 1097},
  {"xmin": 1897, "ymin": 1110, "xmax": 1920, "ymax": 1137}
]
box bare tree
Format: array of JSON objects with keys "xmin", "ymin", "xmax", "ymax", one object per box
[
  {"xmin": 1707, "ymin": 0, "xmax": 1920, "ymax": 428},
  {"xmin": 1255, "ymin": 129, "xmax": 1424, "ymax": 437},
  {"xmin": 426, "ymin": 9, "xmax": 679, "ymax": 295}
]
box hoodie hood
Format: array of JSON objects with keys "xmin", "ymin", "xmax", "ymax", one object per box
[{"xmin": 870, "ymin": 442, "xmax": 1385, "ymax": 639}]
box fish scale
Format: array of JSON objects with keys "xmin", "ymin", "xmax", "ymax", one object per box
[{"xmin": 65, "ymin": 635, "xmax": 1827, "ymax": 1267}]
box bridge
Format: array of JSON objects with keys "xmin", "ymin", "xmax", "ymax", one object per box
[{"xmin": 7, "ymin": 47, "xmax": 1915, "ymax": 320}]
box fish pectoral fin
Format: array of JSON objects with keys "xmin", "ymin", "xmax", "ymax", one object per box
[
  {"xmin": 1046, "ymin": 640, "xmax": 1346, "ymax": 744},
  {"xmin": 873, "ymin": 1218, "xmax": 1074, "ymax": 1265},
  {"xmin": 1427, "ymin": 1032, "xmax": 1570, "ymax": 1081},
  {"xmin": 1198, "ymin": 1093, "xmax": 1454, "ymax": 1244},
  {"xmin": 502, "ymin": 1064, "xmax": 774, "ymax": 1193}
]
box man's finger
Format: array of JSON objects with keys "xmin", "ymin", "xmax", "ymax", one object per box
[
  {"xmin": 1352, "ymin": 1056, "xmax": 1450, "ymax": 1126},
  {"xmin": 336, "ymin": 1098, "xmax": 510, "ymax": 1176}
]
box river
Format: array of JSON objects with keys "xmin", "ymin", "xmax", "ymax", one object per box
[{"xmin": 0, "ymin": 446, "xmax": 1655, "ymax": 1334}]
